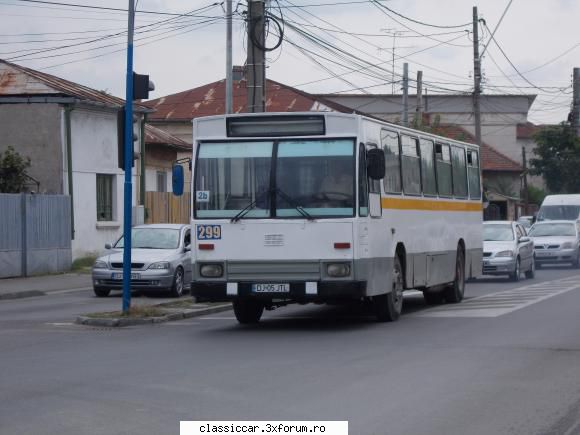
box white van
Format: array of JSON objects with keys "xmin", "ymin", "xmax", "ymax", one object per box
[{"xmin": 537, "ymin": 194, "xmax": 580, "ymax": 222}]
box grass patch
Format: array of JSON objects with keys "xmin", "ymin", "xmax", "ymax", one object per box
[
  {"xmin": 86, "ymin": 305, "xmax": 167, "ymax": 319},
  {"xmin": 156, "ymin": 297, "xmax": 196, "ymax": 309},
  {"xmin": 72, "ymin": 256, "xmax": 97, "ymax": 272}
]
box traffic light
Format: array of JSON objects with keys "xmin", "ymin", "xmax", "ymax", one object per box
[
  {"xmin": 133, "ymin": 72, "xmax": 155, "ymax": 100},
  {"xmin": 117, "ymin": 108, "xmax": 139, "ymax": 170}
]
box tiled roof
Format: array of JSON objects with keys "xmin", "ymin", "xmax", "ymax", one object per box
[
  {"xmin": 516, "ymin": 122, "xmax": 541, "ymax": 139},
  {"xmin": 144, "ymin": 124, "xmax": 190, "ymax": 150},
  {"xmin": 144, "ymin": 78, "xmax": 356, "ymax": 121},
  {"xmin": 431, "ymin": 124, "xmax": 522, "ymax": 172},
  {"xmin": 0, "ymin": 59, "xmax": 150, "ymax": 111}
]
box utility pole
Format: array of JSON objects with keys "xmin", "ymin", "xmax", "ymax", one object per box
[
  {"xmin": 573, "ymin": 67, "xmax": 580, "ymax": 136},
  {"xmin": 402, "ymin": 62, "xmax": 409, "ymax": 127},
  {"xmin": 416, "ymin": 70, "xmax": 423, "ymax": 128},
  {"xmin": 122, "ymin": 0, "xmax": 135, "ymax": 314},
  {"xmin": 472, "ymin": 6, "xmax": 482, "ymax": 146},
  {"xmin": 522, "ymin": 146, "xmax": 528, "ymax": 215},
  {"xmin": 246, "ymin": 0, "xmax": 266, "ymax": 113},
  {"xmin": 225, "ymin": 0, "xmax": 233, "ymax": 114}
]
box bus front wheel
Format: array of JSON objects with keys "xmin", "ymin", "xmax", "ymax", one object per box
[
  {"xmin": 374, "ymin": 256, "xmax": 404, "ymax": 322},
  {"xmin": 233, "ymin": 299, "xmax": 264, "ymax": 324}
]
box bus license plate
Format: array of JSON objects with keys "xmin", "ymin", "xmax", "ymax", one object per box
[
  {"xmin": 252, "ymin": 283, "xmax": 290, "ymax": 293},
  {"xmin": 112, "ymin": 273, "xmax": 141, "ymax": 280}
]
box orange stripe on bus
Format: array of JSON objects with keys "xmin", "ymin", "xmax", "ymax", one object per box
[{"xmin": 381, "ymin": 197, "xmax": 483, "ymax": 212}]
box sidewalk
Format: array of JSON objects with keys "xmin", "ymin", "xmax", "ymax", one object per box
[{"xmin": 0, "ymin": 273, "xmax": 92, "ymax": 300}]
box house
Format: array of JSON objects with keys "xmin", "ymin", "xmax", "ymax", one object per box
[
  {"xmin": 0, "ymin": 59, "xmax": 154, "ymax": 260},
  {"xmin": 144, "ymin": 71, "xmax": 357, "ymax": 143},
  {"xmin": 143, "ymin": 123, "xmax": 190, "ymax": 193}
]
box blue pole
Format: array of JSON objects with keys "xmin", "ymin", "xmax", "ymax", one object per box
[{"xmin": 122, "ymin": 0, "xmax": 135, "ymax": 314}]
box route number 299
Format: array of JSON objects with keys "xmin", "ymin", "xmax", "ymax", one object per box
[{"xmin": 197, "ymin": 225, "xmax": 221, "ymax": 240}]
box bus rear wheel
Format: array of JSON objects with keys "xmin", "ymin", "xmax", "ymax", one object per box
[
  {"xmin": 444, "ymin": 247, "xmax": 465, "ymax": 303},
  {"xmin": 233, "ymin": 299, "xmax": 264, "ymax": 324},
  {"xmin": 374, "ymin": 256, "xmax": 404, "ymax": 322}
]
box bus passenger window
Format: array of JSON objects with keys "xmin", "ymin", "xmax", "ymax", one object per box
[
  {"xmin": 420, "ymin": 138, "xmax": 436, "ymax": 196},
  {"xmin": 381, "ymin": 129, "xmax": 402, "ymax": 194},
  {"xmin": 467, "ymin": 150, "xmax": 481, "ymax": 199},
  {"xmin": 435, "ymin": 143, "xmax": 452, "ymax": 197},
  {"xmin": 451, "ymin": 146, "xmax": 468, "ymax": 198},
  {"xmin": 401, "ymin": 135, "xmax": 421, "ymax": 195}
]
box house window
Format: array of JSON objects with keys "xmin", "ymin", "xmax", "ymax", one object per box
[
  {"xmin": 96, "ymin": 174, "xmax": 114, "ymax": 221},
  {"xmin": 156, "ymin": 171, "xmax": 167, "ymax": 192}
]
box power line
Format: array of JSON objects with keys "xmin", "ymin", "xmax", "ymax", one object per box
[
  {"xmin": 370, "ymin": 1, "xmax": 471, "ymax": 29},
  {"xmin": 9, "ymin": 0, "xmax": 224, "ymax": 17}
]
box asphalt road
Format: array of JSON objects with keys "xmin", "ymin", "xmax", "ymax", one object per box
[{"xmin": 1, "ymin": 266, "xmax": 580, "ymax": 435}]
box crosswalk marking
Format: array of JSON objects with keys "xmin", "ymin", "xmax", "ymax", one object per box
[{"xmin": 413, "ymin": 276, "xmax": 580, "ymax": 318}]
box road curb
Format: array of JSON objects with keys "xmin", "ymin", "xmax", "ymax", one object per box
[
  {"xmin": 0, "ymin": 290, "xmax": 45, "ymax": 301},
  {"xmin": 75, "ymin": 303, "xmax": 232, "ymax": 327}
]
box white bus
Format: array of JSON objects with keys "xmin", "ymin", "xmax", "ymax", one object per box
[{"xmin": 173, "ymin": 112, "xmax": 483, "ymax": 324}]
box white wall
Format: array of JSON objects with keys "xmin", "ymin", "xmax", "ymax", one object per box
[
  {"xmin": 145, "ymin": 167, "xmax": 172, "ymax": 192},
  {"xmin": 68, "ymin": 107, "xmax": 138, "ymax": 259}
]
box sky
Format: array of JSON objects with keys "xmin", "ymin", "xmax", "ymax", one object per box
[{"xmin": 0, "ymin": 0, "xmax": 578, "ymax": 125}]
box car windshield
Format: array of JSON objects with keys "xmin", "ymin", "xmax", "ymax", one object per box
[
  {"xmin": 528, "ymin": 223, "xmax": 576, "ymax": 237},
  {"xmin": 194, "ymin": 139, "xmax": 355, "ymax": 219},
  {"xmin": 537, "ymin": 205, "xmax": 580, "ymax": 221},
  {"xmin": 483, "ymin": 224, "xmax": 514, "ymax": 241},
  {"xmin": 115, "ymin": 228, "xmax": 181, "ymax": 249}
]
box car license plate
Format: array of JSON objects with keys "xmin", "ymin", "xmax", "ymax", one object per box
[
  {"xmin": 537, "ymin": 251, "xmax": 553, "ymax": 257},
  {"xmin": 252, "ymin": 283, "xmax": 290, "ymax": 293},
  {"xmin": 111, "ymin": 272, "xmax": 141, "ymax": 280}
]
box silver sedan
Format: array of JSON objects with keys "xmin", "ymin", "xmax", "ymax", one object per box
[
  {"xmin": 529, "ymin": 220, "xmax": 580, "ymax": 268},
  {"xmin": 92, "ymin": 224, "xmax": 192, "ymax": 297},
  {"xmin": 482, "ymin": 221, "xmax": 535, "ymax": 281}
]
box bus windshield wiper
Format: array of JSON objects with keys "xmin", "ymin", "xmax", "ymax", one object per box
[
  {"xmin": 231, "ymin": 189, "xmax": 272, "ymax": 223},
  {"xmin": 275, "ymin": 188, "xmax": 315, "ymax": 221}
]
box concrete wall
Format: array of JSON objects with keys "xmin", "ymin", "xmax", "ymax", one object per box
[
  {"xmin": 69, "ymin": 107, "xmax": 138, "ymax": 259},
  {"xmin": 0, "ymin": 104, "xmax": 63, "ymax": 194}
]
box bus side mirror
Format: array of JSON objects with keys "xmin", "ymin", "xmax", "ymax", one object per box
[
  {"xmin": 172, "ymin": 164, "xmax": 184, "ymax": 196},
  {"xmin": 367, "ymin": 148, "xmax": 385, "ymax": 180}
]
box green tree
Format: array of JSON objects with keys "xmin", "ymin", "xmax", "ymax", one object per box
[
  {"xmin": 0, "ymin": 146, "xmax": 32, "ymax": 193},
  {"xmin": 530, "ymin": 123, "xmax": 580, "ymax": 193}
]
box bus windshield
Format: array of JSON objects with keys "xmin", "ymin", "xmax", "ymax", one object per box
[{"xmin": 195, "ymin": 139, "xmax": 355, "ymax": 219}]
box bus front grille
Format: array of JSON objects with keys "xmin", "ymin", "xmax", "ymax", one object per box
[{"xmin": 227, "ymin": 261, "xmax": 321, "ymax": 281}]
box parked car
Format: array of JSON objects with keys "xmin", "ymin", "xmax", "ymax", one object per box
[
  {"xmin": 528, "ymin": 220, "xmax": 580, "ymax": 268},
  {"xmin": 482, "ymin": 221, "xmax": 535, "ymax": 281},
  {"xmin": 517, "ymin": 215, "xmax": 534, "ymax": 229},
  {"xmin": 92, "ymin": 224, "xmax": 192, "ymax": 297}
]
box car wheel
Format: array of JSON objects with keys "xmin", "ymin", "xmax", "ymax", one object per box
[
  {"xmin": 525, "ymin": 257, "xmax": 536, "ymax": 279},
  {"xmin": 93, "ymin": 288, "xmax": 110, "ymax": 298},
  {"xmin": 423, "ymin": 290, "xmax": 445, "ymax": 305},
  {"xmin": 510, "ymin": 258, "xmax": 521, "ymax": 282},
  {"xmin": 170, "ymin": 267, "xmax": 184, "ymax": 298},
  {"xmin": 374, "ymin": 255, "xmax": 404, "ymax": 322},
  {"xmin": 574, "ymin": 250, "xmax": 580, "ymax": 269},
  {"xmin": 233, "ymin": 299, "xmax": 264, "ymax": 324},
  {"xmin": 444, "ymin": 246, "xmax": 465, "ymax": 303}
]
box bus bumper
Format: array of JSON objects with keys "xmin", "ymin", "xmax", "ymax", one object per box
[{"xmin": 193, "ymin": 281, "xmax": 367, "ymax": 303}]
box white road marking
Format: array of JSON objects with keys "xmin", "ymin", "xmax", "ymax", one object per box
[{"xmin": 414, "ymin": 276, "xmax": 580, "ymax": 318}]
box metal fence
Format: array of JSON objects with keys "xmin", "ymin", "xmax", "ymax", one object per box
[
  {"xmin": 0, "ymin": 194, "xmax": 71, "ymax": 278},
  {"xmin": 145, "ymin": 191, "xmax": 190, "ymax": 224}
]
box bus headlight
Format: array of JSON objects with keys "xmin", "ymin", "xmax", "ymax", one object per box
[
  {"xmin": 200, "ymin": 264, "xmax": 223, "ymax": 278},
  {"xmin": 327, "ymin": 263, "xmax": 351, "ymax": 277}
]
